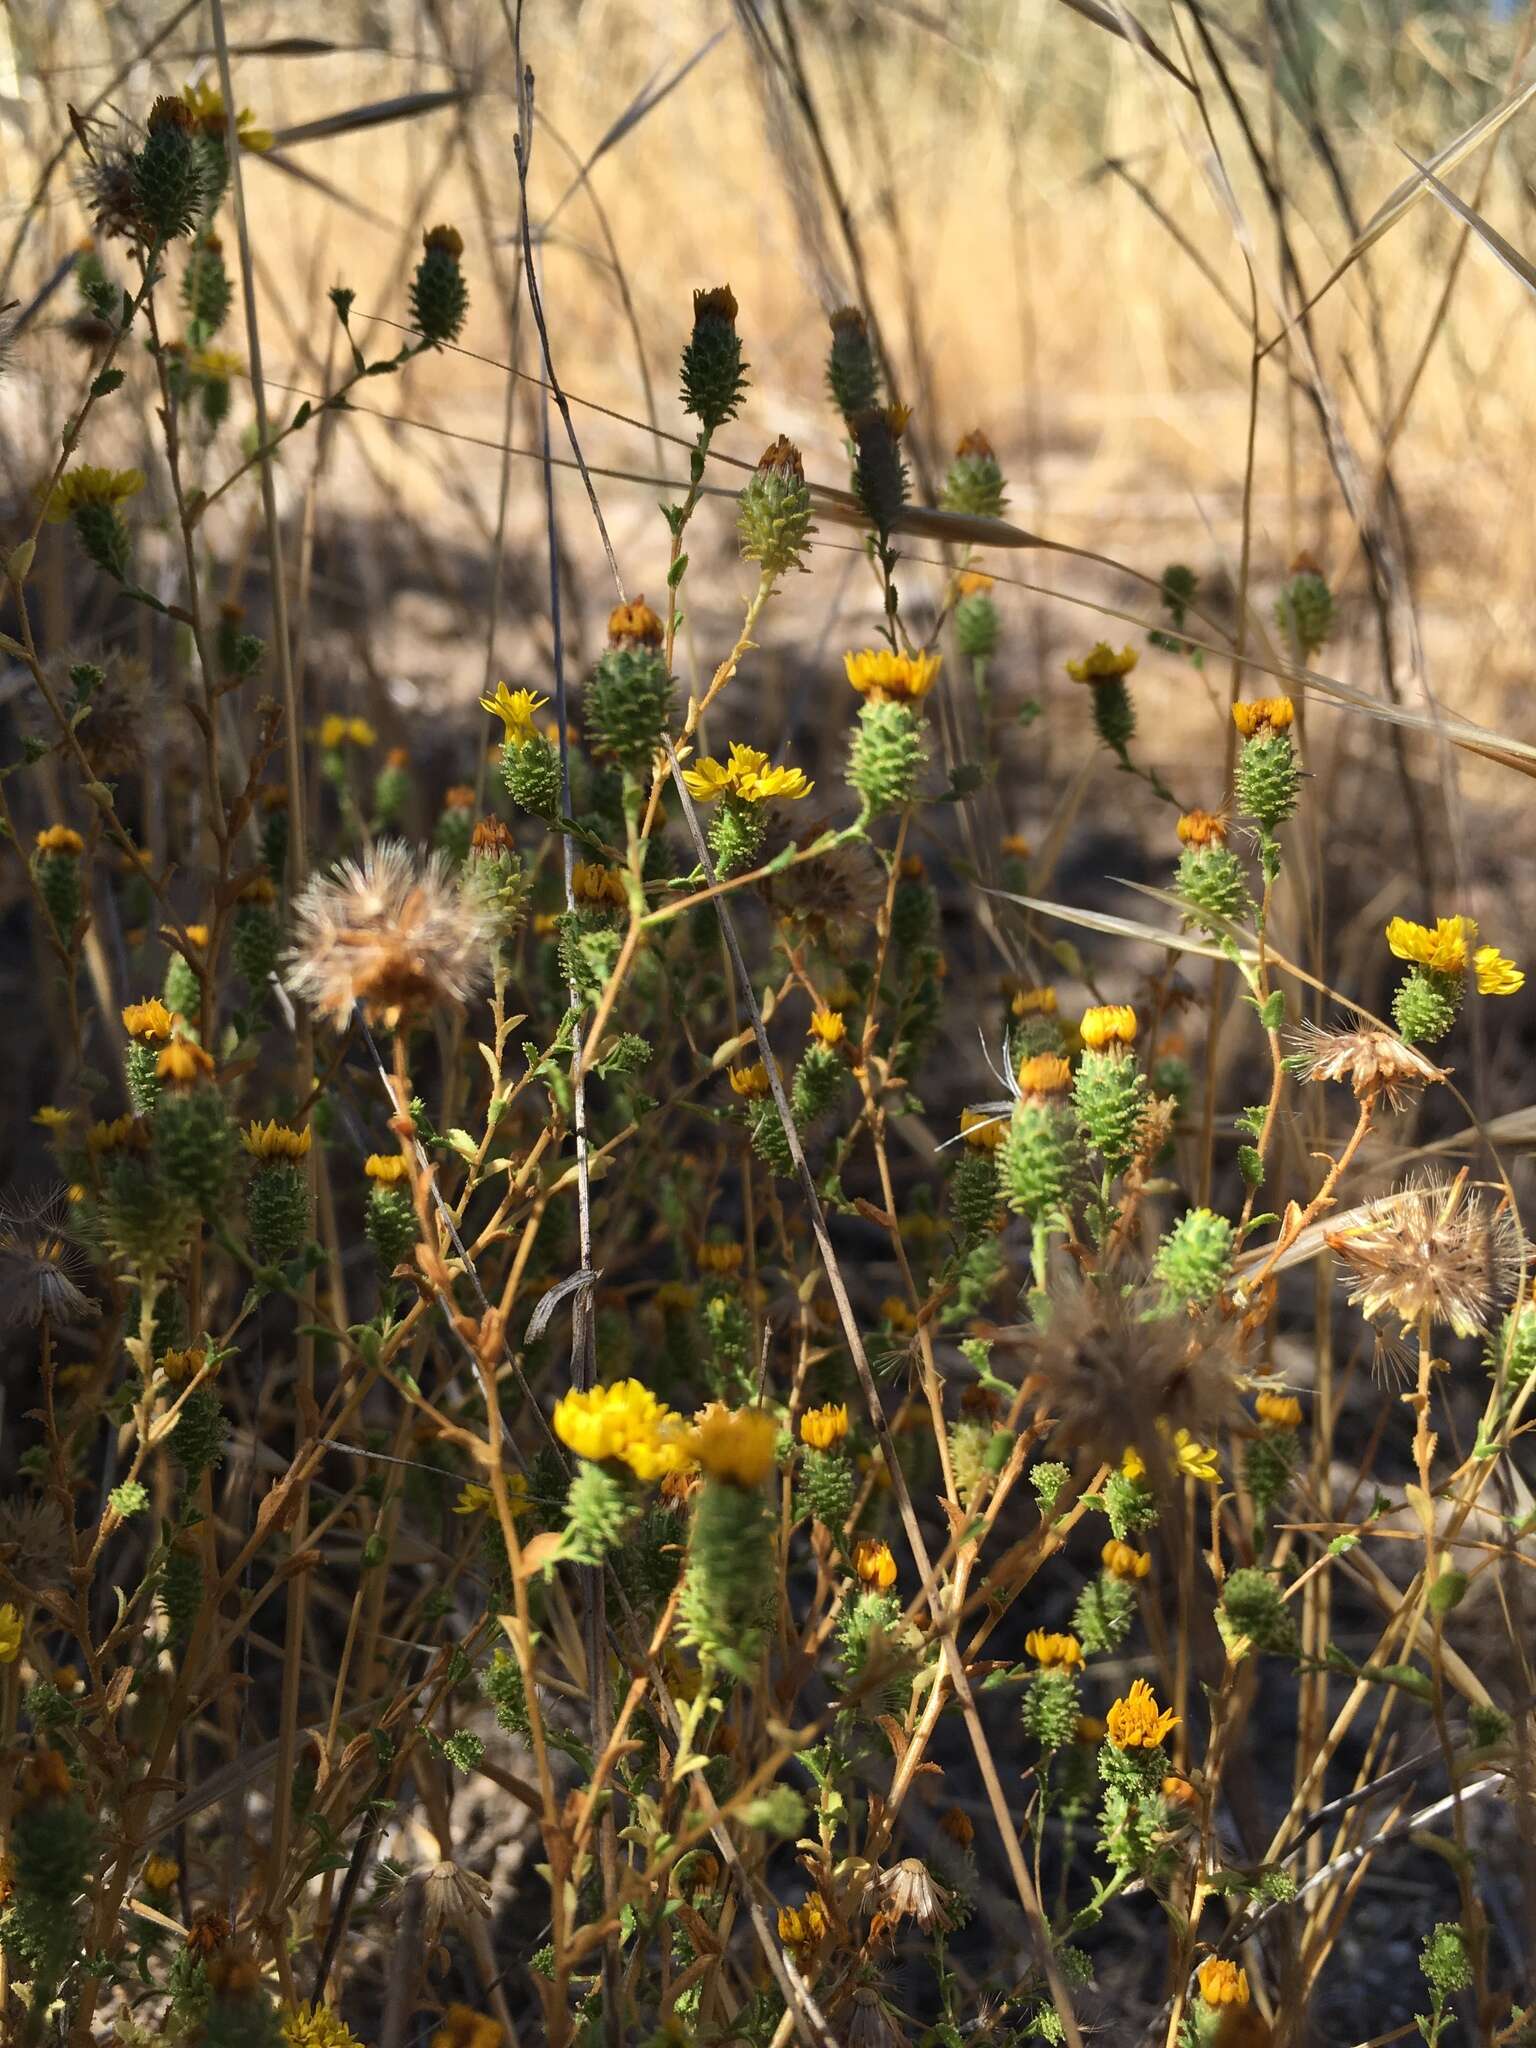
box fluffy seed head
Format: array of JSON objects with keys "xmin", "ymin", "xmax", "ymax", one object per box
[
  {"xmin": 286, "ymin": 841, "xmax": 491, "ymax": 1026},
  {"xmin": 1327, "ymin": 1170, "xmax": 1527, "ymax": 1341},
  {"xmin": 1289, "ymin": 1016, "xmax": 1448, "ymax": 1112}
]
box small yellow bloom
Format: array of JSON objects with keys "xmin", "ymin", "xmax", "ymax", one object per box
[
  {"xmin": 1195, "ymin": 1959, "xmax": 1250, "ymax": 2009},
  {"xmin": 697, "ymin": 1240, "xmax": 744, "ymax": 1275},
  {"xmin": 190, "ymin": 347, "xmax": 244, "ymax": 381},
  {"xmin": 122, "ymin": 997, "xmax": 176, "ymax": 1041},
  {"xmin": 1474, "ymin": 945, "xmax": 1524, "ymax": 996},
  {"xmin": 572, "ymin": 861, "xmax": 627, "ymax": 909},
  {"xmin": 1016, "ymin": 1053, "xmax": 1072, "ymax": 1097},
  {"xmin": 960, "ymin": 1107, "xmax": 1006, "ymax": 1151},
  {"xmin": 87, "ymin": 1113, "xmax": 144, "ymax": 1155},
  {"xmin": 854, "ymin": 1536, "xmax": 898, "ymax": 1589},
  {"xmin": 681, "ymin": 754, "xmax": 734, "ymax": 801},
  {"xmin": 683, "ymin": 741, "xmax": 812, "ymax": 804},
  {"xmin": 43, "ymin": 466, "xmax": 144, "ymax": 523},
  {"xmin": 1011, "ymin": 985, "xmax": 1058, "ymax": 1018},
  {"xmin": 689, "ymin": 1403, "xmax": 778, "ymax": 1487},
  {"xmin": 35, "ymin": 824, "xmax": 85, "ymax": 856},
  {"xmin": 1025, "ymin": 1628, "xmax": 1084, "ymax": 1671},
  {"xmin": 453, "ymin": 1482, "xmax": 493, "ymax": 1515},
  {"xmin": 480, "ymin": 683, "xmax": 549, "ymax": 743},
  {"xmin": 1000, "ymin": 832, "xmax": 1031, "ymax": 858},
  {"xmin": 33, "ymin": 1105, "xmax": 75, "ymax": 1131},
  {"xmin": 1255, "ymin": 1390, "xmax": 1302, "ymax": 1429},
  {"xmin": 1101, "ymin": 1539, "xmax": 1151, "ymax": 1581},
  {"xmin": 1170, "ymin": 1428, "xmax": 1220, "ymax": 1484},
  {"xmin": 1177, "ymin": 808, "xmax": 1227, "ymax": 846},
  {"xmin": 843, "ymin": 647, "xmax": 942, "ymax": 703},
  {"xmin": 143, "ymin": 1853, "xmax": 181, "ymax": 1893},
  {"xmin": 0, "ymin": 1604, "xmax": 22, "ymax": 1664},
  {"xmin": 880, "ymin": 1295, "xmax": 916, "ymax": 1333},
  {"xmin": 157, "ymin": 1037, "xmax": 215, "ymax": 1085},
  {"xmin": 808, "ymin": 1008, "xmax": 846, "ymax": 1047},
  {"xmin": 159, "ymin": 1347, "xmax": 207, "ymax": 1384},
  {"xmin": 180, "ymin": 80, "xmax": 273, "ymax": 152},
  {"xmin": 365, "ymin": 1153, "xmax": 410, "ymax": 1185},
  {"xmin": 242, "ymin": 1119, "xmax": 311, "ymax": 1162},
  {"xmin": 957, "ymin": 570, "xmax": 995, "ymax": 597},
  {"xmin": 800, "ymin": 1402, "xmax": 849, "ymax": 1450},
  {"xmin": 1385, "ymin": 914, "xmax": 1476, "ymax": 977},
  {"xmin": 317, "ymin": 714, "xmax": 376, "ymax": 750},
  {"xmin": 777, "ymin": 1894, "xmax": 828, "ymax": 1949},
  {"xmin": 728, "ymin": 1061, "xmax": 771, "ymax": 1100},
  {"xmin": 1231, "ymin": 696, "xmax": 1294, "ymax": 737},
  {"xmin": 1079, "ymin": 1004, "xmax": 1137, "ymax": 1050},
  {"xmin": 1106, "ymin": 1677, "xmax": 1178, "ymax": 1750},
  {"xmin": 1066, "ymin": 642, "xmax": 1137, "ymax": 683},
  {"xmin": 554, "ymin": 1380, "xmax": 689, "ymax": 1483}
]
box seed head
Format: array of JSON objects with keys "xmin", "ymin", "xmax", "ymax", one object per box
[{"xmin": 286, "ymin": 841, "xmax": 491, "ymax": 1026}]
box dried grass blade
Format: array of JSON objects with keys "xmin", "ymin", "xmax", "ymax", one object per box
[{"xmin": 266, "ymin": 88, "xmax": 471, "ymax": 150}]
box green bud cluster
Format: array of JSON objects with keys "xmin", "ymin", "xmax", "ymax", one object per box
[
  {"xmin": 1072, "ymin": 1047, "xmax": 1147, "ymax": 1174},
  {"xmin": 891, "ymin": 869, "xmax": 936, "ymax": 952},
  {"xmin": 182, "ymin": 233, "xmax": 232, "ymax": 330},
  {"xmin": 745, "ymin": 1096, "xmax": 794, "ymax": 1178},
  {"xmin": 827, "ymin": 307, "xmax": 881, "ymax": 420},
  {"xmin": 797, "ymin": 1446, "xmax": 854, "ymax": 1531},
  {"xmin": 465, "ymin": 839, "xmax": 529, "ymax": 945},
  {"xmin": 955, "ymin": 587, "xmax": 1000, "ymax": 659},
  {"xmin": 410, "ymin": 225, "xmax": 469, "ymax": 344},
  {"xmin": 71, "ymin": 499, "xmax": 134, "ymax": 581},
  {"xmin": 483, "ymin": 1647, "xmax": 533, "ymax": 1742},
  {"xmin": 2, "ymin": 1762, "xmax": 95, "ymax": 2004},
  {"xmin": 174, "ymin": 1381, "xmax": 228, "ymax": 1483},
  {"xmin": 133, "ymin": 99, "xmax": 204, "ymax": 241},
  {"xmin": 837, "ymin": 1589, "xmax": 916, "ymax": 1714},
  {"xmin": 159, "ymin": 1540, "xmax": 204, "ymax": 1647},
  {"xmin": 155, "ymin": 1085, "xmax": 234, "ymax": 1213},
  {"xmin": 1393, "ymin": 966, "xmax": 1462, "ymax": 1045},
  {"xmin": 98, "ymin": 1154, "xmax": 194, "ymax": 1273},
  {"xmin": 1242, "ymin": 1430, "xmax": 1296, "ymax": 1525},
  {"xmin": 561, "ymin": 1458, "xmax": 633, "ymax": 1565},
  {"xmin": 33, "ymin": 843, "xmax": 84, "ymax": 939},
  {"xmin": 679, "ymin": 1475, "xmax": 775, "ymax": 1680},
  {"xmin": 433, "ymin": 802, "xmax": 474, "ymax": 866},
  {"xmin": 371, "ymin": 757, "xmax": 411, "ymax": 831},
  {"xmin": 1022, "ymin": 1668, "xmax": 1080, "ymax": 1753},
  {"xmin": 949, "ymin": 1145, "xmax": 1001, "ymax": 1243},
  {"xmin": 791, "ymin": 1042, "xmax": 845, "ymax": 1125},
  {"xmin": 941, "ymin": 432, "xmax": 1007, "ymax": 519},
  {"xmin": 738, "ymin": 438, "xmax": 815, "ymax": 576},
  {"xmin": 1485, "ymin": 1299, "xmax": 1536, "ymax": 1396},
  {"xmin": 948, "ymin": 1419, "xmax": 994, "ymax": 1504},
  {"xmin": 851, "ymin": 407, "xmax": 908, "ymax": 534},
  {"xmin": 1152, "ymin": 1207, "xmax": 1232, "ymax": 1313},
  {"xmin": 1000, "ymin": 1100, "xmax": 1074, "ymax": 1220},
  {"xmin": 1088, "ymin": 675, "xmax": 1135, "ymax": 752},
  {"xmin": 558, "ymin": 910, "xmax": 625, "ymax": 1005},
  {"xmin": 1176, "ymin": 843, "xmax": 1254, "ymax": 930},
  {"xmin": 366, "ymin": 1182, "xmax": 417, "ymax": 1273},
  {"xmin": 232, "ymin": 902, "xmax": 282, "ymax": 990},
  {"xmin": 1274, "ymin": 565, "xmax": 1334, "ymax": 659},
  {"xmin": 246, "ymin": 1160, "xmax": 309, "ymax": 1262},
  {"xmin": 1074, "ymin": 1571, "xmax": 1137, "ymax": 1654},
  {"xmin": 585, "ymin": 646, "xmax": 674, "ymax": 770},
  {"xmin": 1235, "ymin": 731, "xmax": 1301, "ymax": 831},
  {"xmin": 1103, "ymin": 1467, "xmax": 1158, "ymax": 1542},
  {"xmin": 681, "ymin": 285, "xmax": 747, "ymax": 431},
  {"xmin": 1218, "ymin": 1567, "xmax": 1297, "ymax": 1655},
  {"xmin": 500, "ymin": 732, "xmax": 562, "ymax": 820},
  {"xmin": 848, "ymin": 698, "xmax": 926, "ymax": 813},
  {"xmin": 708, "ymin": 793, "xmax": 766, "ymax": 877},
  {"xmin": 1419, "ymin": 1922, "xmax": 1473, "ymax": 2000},
  {"xmin": 162, "ymin": 949, "xmax": 200, "ymax": 1019},
  {"xmin": 1030, "ymin": 1460, "xmax": 1071, "ymax": 1511}
]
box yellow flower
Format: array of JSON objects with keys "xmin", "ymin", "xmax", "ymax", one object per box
[
  {"xmin": 1195, "ymin": 1959, "xmax": 1249, "ymax": 2009},
  {"xmin": 1177, "ymin": 809, "xmax": 1227, "ymax": 846},
  {"xmin": 683, "ymin": 742, "xmax": 812, "ymax": 804},
  {"xmin": 696, "ymin": 1240, "xmax": 744, "ymax": 1275},
  {"xmin": 1079, "ymin": 1004, "xmax": 1137, "ymax": 1049},
  {"xmin": 87, "ymin": 1113, "xmax": 145, "ymax": 1155},
  {"xmin": 1255, "ymin": 1390, "xmax": 1302, "ymax": 1429},
  {"xmin": 960, "ymin": 1107, "xmax": 1006, "ymax": 1151},
  {"xmin": 1016, "ymin": 1053, "xmax": 1072, "ymax": 1097},
  {"xmin": 1474, "ymin": 945, "xmax": 1524, "ymax": 996},
  {"xmin": 1011, "ymin": 985, "xmax": 1058, "ymax": 1017},
  {"xmin": 157, "ymin": 1037, "xmax": 215, "ymax": 1085},
  {"xmin": 1025, "ymin": 1628, "xmax": 1085, "ymax": 1671},
  {"xmin": 122, "ymin": 997, "xmax": 175, "ymax": 1041},
  {"xmin": 365, "ymin": 1153, "xmax": 410, "ymax": 1185},
  {"xmin": 282, "ymin": 2002, "xmax": 365, "ymax": 2048},
  {"xmin": 0, "ymin": 1604, "xmax": 21, "ymax": 1664},
  {"xmin": 728, "ymin": 1061, "xmax": 771, "ymax": 1100},
  {"xmin": 572, "ymin": 861, "xmax": 627, "ymax": 909},
  {"xmin": 843, "ymin": 647, "xmax": 942, "ymax": 703},
  {"xmin": 480, "ymin": 683, "xmax": 548, "ymax": 743},
  {"xmin": 159, "ymin": 1346, "xmax": 208, "ymax": 1384},
  {"xmin": 800, "ymin": 1402, "xmax": 849, "ymax": 1450},
  {"xmin": 777, "ymin": 1894, "xmax": 828, "ymax": 1949},
  {"xmin": 746, "ymin": 759, "xmax": 814, "ymax": 802},
  {"xmin": 1231, "ymin": 696, "xmax": 1294, "ymax": 737},
  {"xmin": 1106, "ymin": 1677, "xmax": 1178, "ymax": 1750},
  {"xmin": 1000, "ymin": 832, "xmax": 1031, "ymax": 857},
  {"xmin": 681, "ymin": 754, "xmax": 734, "ymax": 801},
  {"xmin": 688, "ymin": 1403, "xmax": 778, "ymax": 1486},
  {"xmin": 881, "ymin": 1295, "xmax": 916, "ymax": 1333},
  {"xmin": 1385, "ymin": 914, "xmax": 1477, "ymax": 977},
  {"xmin": 180, "ymin": 80, "xmax": 273, "ymax": 152},
  {"xmin": 190, "ymin": 347, "xmax": 244, "ymax": 381},
  {"xmin": 957, "ymin": 569, "xmax": 995, "ymax": 597},
  {"xmin": 1170, "ymin": 1428, "xmax": 1220, "ymax": 1483},
  {"xmin": 854, "ymin": 1536, "xmax": 898, "ymax": 1589},
  {"xmin": 142, "ymin": 1854, "xmax": 180, "ymax": 1893},
  {"xmin": 43, "ymin": 466, "xmax": 144, "ymax": 523},
  {"xmin": 553, "ymin": 1380, "xmax": 689, "ymax": 1483},
  {"xmin": 242, "ymin": 1119, "xmax": 311, "ymax": 1162},
  {"xmin": 35, "ymin": 824, "xmax": 85, "ymax": 856},
  {"xmin": 1066, "ymin": 642, "xmax": 1137, "ymax": 683},
  {"xmin": 1101, "ymin": 1539, "xmax": 1151, "ymax": 1581},
  {"xmin": 808, "ymin": 1008, "xmax": 846, "ymax": 1046},
  {"xmin": 317, "ymin": 714, "xmax": 375, "ymax": 749},
  {"xmin": 33, "ymin": 1106, "xmax": 74, "ymax": 1131}
]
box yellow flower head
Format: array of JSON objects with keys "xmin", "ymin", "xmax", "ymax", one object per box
[
  {"xmin": 480, "ymin": 683, "xmax": 548, "ymax": 743},
  {"xmin": 190, "ymin": 348, "xmax": 244, "ymax": 381},
  {"xmin": 1231, "ymin": 696, "xmax": 1294, "ymax": 738},
  {"xmin": 1106, "ymin": 1677, "xmax": 1178, "ymax": 1750},
  {"xmin": 777, "ymin": 1894, "xmax": 828, "ymax": 1949},
  {"xmin": 881, "ymin": 1295, "xmax": 916, "ymax": 1333},
  {"xmin": 843, "ymin": 648, "xmax": 942, "ymax": 704},
  {"xmin": 0, "ymin": 1604, "xmax": 22, "ymax": 1664},
  {"xmin": 43, "ymin": 466, "xmax": 144, "ymax": 524},
  {"xmin": 88, "ymin": 1113, "xmax": 145, "ymax": 1156},
  {"xmin": 1195, "ymin": 1959, "xmax": 1250, "ymax": 2009},
  {"xmin": 33, "ymin": 1105, "xmax": 74, "ymax": 1131},
  {"xmin": 688, "ymin": 1403, "xmax": 778, "ymax": 1487},
  {"xmin": 1025, "ymin": 1628, "xmax": 1085, "ymax": 1671},
  {"xmin": 1066, "ymin": 642, "xmax": 1137, "ymax": 684},
  {"xmin": 684, "ymin": 742, "xmax": 812, "ymax": 804},
  {"xmin": 728, "ymin": 1061, "xmax": 772, "ymax": 1100},
  {"xmin": 1001, "ymin": 832, "xmax": 1031, "ymax": 858},
  {"xmin": 960, "ymin": 1107, "xmax": 1007, "ymax": 1151},
  {"xmin": 957, "ymin": 569, "xmax": 995, "ymax": 597},
  {"xmin": 1079, "ymin": 1004, "xmax": 1138, "ymax": 1050},
  {"xmin": 1385, "ymin": 913, "xmax": 1476, "ymax": 977},
  {"xmin": 1474, "ymin": 945, "xmax": 1524, "ymax": 996},
  {"xmin": 159, "ymin": 1347, "xmax": 207, "ymax": 1385},
  {"xmin": 1011, "ymin": 984, "xmax": 1058, "ymax": 1018},
  {"xmin": 681, "ymin": 754, "xmax": 734, "ymax": 801},
  {"xmin": 157, "ymin": 1037, "xmax": 215, "ymax": 1086},
  {"xmin": 572, "ymin": 861, "xmax": 627, "ymax": 909},
  {"xmin": 35, "ymin": 824, "xmax": 85, "ymax": 856},
  {"xmin": 364, "ymin": 1153, "xmax": 410, "ymax": 1185},
  {"xmin": 800, "ymin": 1402, "xmax": 849, "ymax": 1450},
  {"xmin": 1170, "ymin": 1428, "xmax": 1220, "ymax": 1483},
  {"xmin": 607, "ymin": 596, "xmax": 666, "ymax": 648},
  {"xmin": 854, "ymin": 1536, "xmax": 898, "ymax": 1589},
  {"xmin": 1016, "ymin": 1053, "xmax": 1073, "ymax": 1097},
  {"xmin": 808, "ymin": 1008, "xmax": 846, "ymax": 1047},
  {"xmin": 1177, "ymin": 808, "xmax": 1228, "ymax": 846},
  {"xmin": 1255, "ymin": 1390, "xmax": 1302, "ymax": 1429},
  {"xmin": 1101, "ymin": 1539, "xmax": 1151, "ymax": 1581},
  {"xmin": 453, "ymin": 1482, "xmax": 493, "ymax": 1516},
  {"xmin": 554, "ymin": 1380, "xmax": 689, "ymax": 1481},
  {"xmin": 122, "ymin": 997, "xmax": 175, "ymax": 1041},
  {"xmin": 697, "ymin": 1239, "xmax": 744, "ymax": 1275},
  {"xmin": 242, "ymin": 1119, "xmax": 311, "ymax": 1162},
  {"xmin": 181, "ymin": 80, "xmax": 273, "ymax": 151},
  {"xmin": 143, "ymin": 1854, "xmax": 181, "ymax": 1893},
  {"xmin": 317, "ymin": 714, "xmax": 376, "ymax": 750}
]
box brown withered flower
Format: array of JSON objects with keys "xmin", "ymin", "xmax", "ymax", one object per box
[
  {"xmin": 285, "ymin": 841, "xmax": 491, "ymax": 1027},
  {"xmin": 1327, "ymin": 1169, "xmax": 1527, "ymax": 1343},
  {"xmin": 1289, "ymin": 1015, "xmax": 1448, "ymax": 1114}
]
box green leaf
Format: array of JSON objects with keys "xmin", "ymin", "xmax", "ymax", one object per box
[
  {"xmin": 1238, "ymin": 1144, "xmax": 1264, "ymax": 1188},
  {"xmin": 667, "ymin": 552, "xmax": 689, "ymax": 587},
  {"xmin": 1260, "ymin": 989, "xmax": 1285, "ymax": 1031},
  {"xmin": 90, "ymin": 368, "xmax": 126, "ymax": 398}
]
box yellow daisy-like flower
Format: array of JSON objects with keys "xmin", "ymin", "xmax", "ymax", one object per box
[
  {"xmin": 1255, "ymin": 1390, "xmax": 1302, "ymax": 1429},
  {"xmin": 1101, "ymin": 1539, "xmax": 1151, "ymax": 1581},
  {"xmin": 853, "ymin": 1536, "xmax": 898, "ymax": 1589},
  {"xmin": 87, "ymin": 1113, "xmax": 144, "ymax": 1155},
  {"xmin": 181, "ymin": 80, "xmax": 273, "ymax": 151},
  {"xmin": 1106, "ymin": 1677, "xmax": 1178, "ymax": 1750},
  {"xmin": 33, "ymin": 1105, "xmax": 74, "ymax": 1131},
  {"xmin": 453, "ymin": 1482, "xmax": 493, "ymax": 1515},
  {"xmin": 1231, "ymin": 696, "xmax": 1294, "ymax": 737},
  {"xmin": 553, "ymin": 1379, "xmax": 689, "ymax": 1482},
  {"xmin": 480, "ymin": 682, "xmax": 549, "ymax": 743},
  {"xmin": 688, "ymin": 1403, "xmax": 778, "ymax": 1486},
  {"xmin": 681, "ymin": 754, "xmax": 734, "ymax": 801},
  {"xmin": 1011, "ymin": 984, "xmax": 1058, "ymax": 1018},
  {"xmin": 808, "ymin": 1008, "xmax": 846, "ymax": 1046},
  {"xmin": 728, "ymin": 1061, "xmax": 772, "ymax": 1100},
  {"xmin": 683, "ymin": 741, "xmax": 812, "ymax": 804},
  {"xmin": 317, "ymin": 714, "xmax": 376, "ymax": 750},
  {"xmin": 142, "ymin": 1854, "xmax": 181, "ymax": 1893},
  {"xmin": 160, "ymin": 1345, "xmax": 208, "ymax": 1384},
  {"xmin": 1025, "ymin": 1628, "xmax": 1085, "ymax": 1672},
  {"xmin": 190, "ymin": 348, "xmax": 244, "ymax": 381},
  {"xmin": 122, "ymin": 997, "xmax": 175, "ymax": 1041},
  {"xmin": 43, "ymin": 466, "xmax": 145, "ymax": 524},
  {"xmin": 697, "ymin": 1240, "xmax": 744, "ymax": 1275},
  {"xmin": 36, "ymin": 824, "xmax": 86, "ymax": 856},
  {"xmin": 746, "ymin": 760, "xmax": 814, "ymax": 802},
  {"xmin": 1079, "ymin": 1003, "xmax": 1138, "ymax": 1049},
  {"xmin": 364, "ymin": 1153, "xmax": 410, "ymax": 1185},
  {"xmin": 799, "ymin": 1402, "xmax": 849, "ymax": 1450},
  {"xmin": 571, "ymin": 861, "xmax": 627, "ymax": 909},
  {"xmin": 0, "ymin": 1604, "xmax": 22, "ymax": 1664},
  {"xmin": 157, "ymin": 1037, "xmax": 215, "ymax": 1085},
  {"xmin": 1195, "ymin": 1959, "xmax": 1250, "ymax": 2009},
  {"xmin": 959, "ymin": 1107, "xmax": 1007, "ymax": 1151},
  {"xmin": 242, "ymin": 1119, "xmax": 311, "ymax": 1162},
  {"xmin": 957, "ymin": 569, "xmax": 995, "ymax": 597},
  {"xmin": 1016, "ymin": 1053, "xmax": 1073, "ymax": 1097},
  {"xmin": 843, "ymin": 647, "xmax": 942, "ymax": 703},
  {"xmin": 1170, "ymin": 1428, "xmax": 1220, "ymax": 1483},
  {"xmin": 1385, "ymin": 914, "xmax": 1476, "ymax": 977},
  {"xmin": 1473, "ymin": 945, "xmax": 1524, "ymax": 996},
  {"xmin": 281, "ymin": 2002, "xmax": 364, "ymax": 2048},
  {"xmin": 1066, "ymin": 642, "xmax": 1137, "ymax": 683},
  {"xmin": 777, "ymin": 1894, "xmax": 828, "ymax": 1949}
]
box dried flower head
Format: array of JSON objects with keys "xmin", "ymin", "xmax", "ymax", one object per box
[
  {"xmin": 286, "ymin": 842, "xmax": 491, "ymax": 1026},
  {"xmin": 1289, "ymin": 1016, "xmax": 1448, "ymax": 1112},
  {"xmin": 1177, "ymin": 808, "xmax": 1228, "ymax": 846},
  {"xmin": 607, "ymin": 596, "xmax": 665, "ymax": 649},
  {"xmin": 1327, "ymin": 1170, "xmax": 1527, "ymax": 1341},
  {"xmin": 416, "ymin": 1857, "xmax": 493, "ymax": 1949},
  {"xmin": 0, "ymin": 1187, "xmax": 96, "ymax": 1328},
  {"xmin": 877, "ymin": 1857, "xmax": 954, "ymax": 1932}
]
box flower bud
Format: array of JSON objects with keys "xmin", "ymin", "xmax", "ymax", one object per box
[{"xmin": 410, "ymin": 224, "xmax": 469, "ymax": 344}]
